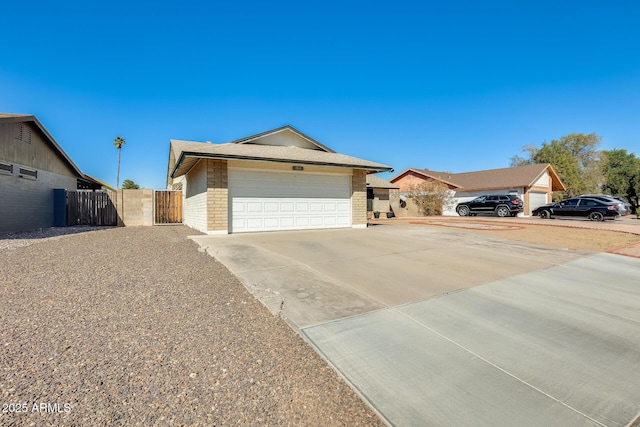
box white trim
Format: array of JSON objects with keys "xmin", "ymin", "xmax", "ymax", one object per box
[
  {"xmin": 227, "ymin": 165, "xmax": 352, "ymax": 177},
  {"xmin": 206, "ymin": 230, "xmax": 229, "ymax": 235}
]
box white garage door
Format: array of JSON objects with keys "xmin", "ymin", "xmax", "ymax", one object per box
[
  {"xmin": 529, "ymin": 192, "xmax": 549, "ymax": 215},
  {"xmin": 229, "ymin": 169, "xmax": 352, "ymax": 233}
]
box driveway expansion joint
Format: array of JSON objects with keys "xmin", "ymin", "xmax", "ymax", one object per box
[{"xmin": 397, "ymin": 310, "xmax": 609, "ymax": 427}]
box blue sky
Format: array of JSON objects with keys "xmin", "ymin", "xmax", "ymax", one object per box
[{"xmin": 2, "ymin": 0, "xmax": 639, "ymax": 189}]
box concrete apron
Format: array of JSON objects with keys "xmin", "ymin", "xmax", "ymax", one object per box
[{"xmin": 190, "ymin": 226, "xmax": 640, "ymax": 427}]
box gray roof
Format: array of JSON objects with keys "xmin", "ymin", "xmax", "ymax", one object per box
[
  {"xmin": 169, "ymin": 127, "xmax": 393, "ymax": 178},
  {"xmin": 366, "ymin": 174, "xmax": 399, "ymax": 189}
]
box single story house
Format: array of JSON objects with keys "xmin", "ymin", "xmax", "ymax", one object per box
[
  {"xmin": 390, "ymin": 163, "xmax": 565, "ymax": 216},
  {"xmin": 0, "ymin": 113, "xmax": 108, "ymax": 234},
  {"xmin": 167, "ymin": 125, "xmax": 393, "ymax": 234},
  {"xmin": 366, "ymin": 174, "xmax": 399, "ymax": 217}
]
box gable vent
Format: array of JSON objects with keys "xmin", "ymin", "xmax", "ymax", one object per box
[
  {"xmin": 19, "ymin": 167, "xmax": 37, "ymax": 179},
  {"xmin": 14, "ymin": 122, "xmax": 23, "ymax": 140},
  {"xmin": 13, "ymin": 123, "xmax": 32, "ymax": 143},
  {"xmin": 0, "ymin": 162, "xmax": 12, "ymax": 174}
]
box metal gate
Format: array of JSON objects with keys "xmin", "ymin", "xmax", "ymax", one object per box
[{"xmin": 154, "ymin": 190, "xmax": 183, "ymax": 224}]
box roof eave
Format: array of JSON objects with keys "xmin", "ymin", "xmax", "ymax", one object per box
[{"xmin": 171, "ymin": 152, "xmax": 392, "ymax": 178}]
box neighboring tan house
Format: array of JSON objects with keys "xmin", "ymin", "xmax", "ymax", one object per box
[
  {"xmin": 166, "ymin": 125, "xmax": 393, "ymax": 234},
  {"xmin": 0, "ymin": 113, "xmax": 108, "ymax": 233},
  {"xmin": 390, "ymin": 163, "xmax": 565, "ymax": 216},
  {"xmin": 366, "ymin": 174, "xmax": 399, "ymax": 217}
]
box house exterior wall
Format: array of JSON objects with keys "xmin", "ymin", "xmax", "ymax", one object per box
[
  {"xmin": 533, "ymin": 171, "xmax": 550, "ymax": 187},
  {"xmin": 0, "ymin": 121, "xmax": 81, "ymax": 234},
  {"xmin": 352, "ymin": 170, "xmax": 367, "ymax": 227},
  {"xmin": 184, "ymin": 159, "xmax": 208, "ymax": 233},
  {"xmin": 0, "ymin": 122, "xmax": 77, "ymax": 178},
  {"xmin": 206, "ymin": 159, "xmax": 228, "ymax": 233},
  {"xmin": 244, "ymin": 132, "xmax": 319, "ymax": 150},
  {"xmin": 525, "ymin": 170, "xmax": 552, "ymax": 215},
  {"xmin": 180, "ymin": 156, "xmax": 368, "ymax": 233},
  {"xmin": 0, "ymin": 165, "xmax": 77, "ymax": 233},
  {"xmin": 372, "ymin": 188, "xmax": 391, "ymax": 213},
  {"xmin": 392, "ymin": 172, "xmax": 429, "ymax": 192}
]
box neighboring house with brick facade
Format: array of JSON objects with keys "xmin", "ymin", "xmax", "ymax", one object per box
[
  {"xmin": 390, "ymin": 164, "xmax": 565, "ymax": 217},
  {"xmin": 166, "ymin": 126, "xmax": 392, "ymax": 234},
  {"xmin": 0, "ymin": 113, "xmax": 108, "ymax": 234}
]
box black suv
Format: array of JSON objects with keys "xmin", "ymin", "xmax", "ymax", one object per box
[{"xmin": 456, "ymin": 195, "xmax": 523, "ymax": 217}]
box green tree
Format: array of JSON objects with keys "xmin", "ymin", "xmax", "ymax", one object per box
[
  {"xmin": 405, "ymin": 180, "xmax": 454, "ymax": 216},
  {"xmin": 121, "ymin": 179, "xmax": 140, "ymax": 189},
  {"xmin": 511, "ymin": 133, "xmax": 602, "ymax": 199},
  {"xmin": 601, "ymin": 149, "xmax": 640, "ymax": 213},
  {"xmin": 113, "ymin": 136, "xmax": 126, "ymax": 189}
]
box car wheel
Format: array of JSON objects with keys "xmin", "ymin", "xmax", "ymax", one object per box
[
  {"xmin": 496, "ymin": 206, "xmax": 510, "ymax": 217},
  {"xmin": 539, "ymin": 210, "xmax": 551, "ymax": 219},
  {"xmin": 589, "ymin": 212, "xmax": 604, "ymax": 221},
  {"xmin": 457, "ymin": 206, "xmax": 470, "ymax": 216}
]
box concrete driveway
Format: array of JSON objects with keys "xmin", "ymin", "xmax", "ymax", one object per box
[{"xmin": 191, "ymin": 226, "xmax": 640, "ymax": 427}]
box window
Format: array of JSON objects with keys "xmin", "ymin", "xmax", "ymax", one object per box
[
  {"xmin": 0, "ymin": 162, "xmax": 12, "ymax": 175},
  {"xmin": 19, "ymin": 167, "xmax": 37, "ymax": 179}
]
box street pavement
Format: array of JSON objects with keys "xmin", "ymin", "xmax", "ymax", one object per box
[{"xmin": 191, "ymin": 226, "xmax": 640, "ymax": 427}]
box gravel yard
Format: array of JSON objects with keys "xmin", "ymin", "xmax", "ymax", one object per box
[{"xmin": 0, "ymin": 226, "xmax": 383, "ymax": 426}]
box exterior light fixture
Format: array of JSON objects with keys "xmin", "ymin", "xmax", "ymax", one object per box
[{"xmin": 292, "ymin": 166, "xmax": 304, "ymax": 171}]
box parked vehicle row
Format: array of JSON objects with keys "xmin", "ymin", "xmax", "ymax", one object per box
[
  {"xmin": 579, "ymin": 194, "xmax": 631, "ymax": 215},
  {"xmin": 456, "ymin": 195, "xmax": 523, "ymax": 217},
  {"xmin": 532, "ymin": 196, "xmax": 620, "ymax": 221},
  {"xmin": 455, "ymin": 193, "xmax": 628, "ymax": 221}
]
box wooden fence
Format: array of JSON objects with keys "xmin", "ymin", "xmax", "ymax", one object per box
[
  {"xmin": 66, "ymin": 191, "xmax": 118, "ymax": 226},
  {"xmin": 154, "ymin": 190, "xmax": 183, "ymax": 224}
]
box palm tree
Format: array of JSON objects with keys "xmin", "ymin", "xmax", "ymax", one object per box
[{"xmin": 113, "ymin": 136, "xmax": 126, "ymax": 188}]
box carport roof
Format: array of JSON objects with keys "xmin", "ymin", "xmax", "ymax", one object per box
[
  {"xmin": 169, "ymin": 126, "xmax": 393, "ymax": 179},
  {"xmin": 367, "ymin": 174, "xmax": 399, "ymax": 189}
]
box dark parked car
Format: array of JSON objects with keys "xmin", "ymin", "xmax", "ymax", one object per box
[
  {"xmin": 456, "ymin": 195, "xmax": 523, "ymax": 217},
  {"xmin": 532, "ymin": 197, "xmax": 620, "ymax": 221},
  {"xmin": 579, "ymin": 194, "xmax": 630, "ymax": 215}
]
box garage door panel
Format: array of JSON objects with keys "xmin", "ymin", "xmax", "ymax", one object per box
[
  {"xmin": 281, "ymin": 202, "xmax": 294, "ymax": 212},
  {"xmin": 309, "ymin": 217, "xmax": 323, "ymax": 226},
  {"xmin": 337, "ymin": 201, "xmax": 350, "ymax": 213},
  {"xmin": 310, "ymin": 202, "xmax": 324, "ymax": 212},
  {"xmin": 264, "ymin": 202, "xmax": 279, "ymax": 212},
  {"xmin": 229, "ymin": 170, "xmax": 352, "ymax": 233}
]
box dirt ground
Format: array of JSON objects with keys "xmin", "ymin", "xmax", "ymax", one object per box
[
  {"xmin": 460, "ymin": 223, "xmax": 640, "ymax": 252},
  {"xmin": 372, "ymin": 217, "xmax": 640, "ymax": 257}
]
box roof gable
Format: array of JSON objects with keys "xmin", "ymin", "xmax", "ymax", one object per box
[
  {"xmin": 390, "ymin": 164, "xmax": 566, "ymax": 192},
  {"xmin": 230, "ymin": 126, "xmax": 335, "ymax": 153},
  {"xmin": 0, "ymin": 113, "xmax": 84, "ymax": 178},
  {"xmin": 390, "ymin": 168, "xmax": 461, "ymax": 189}
]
